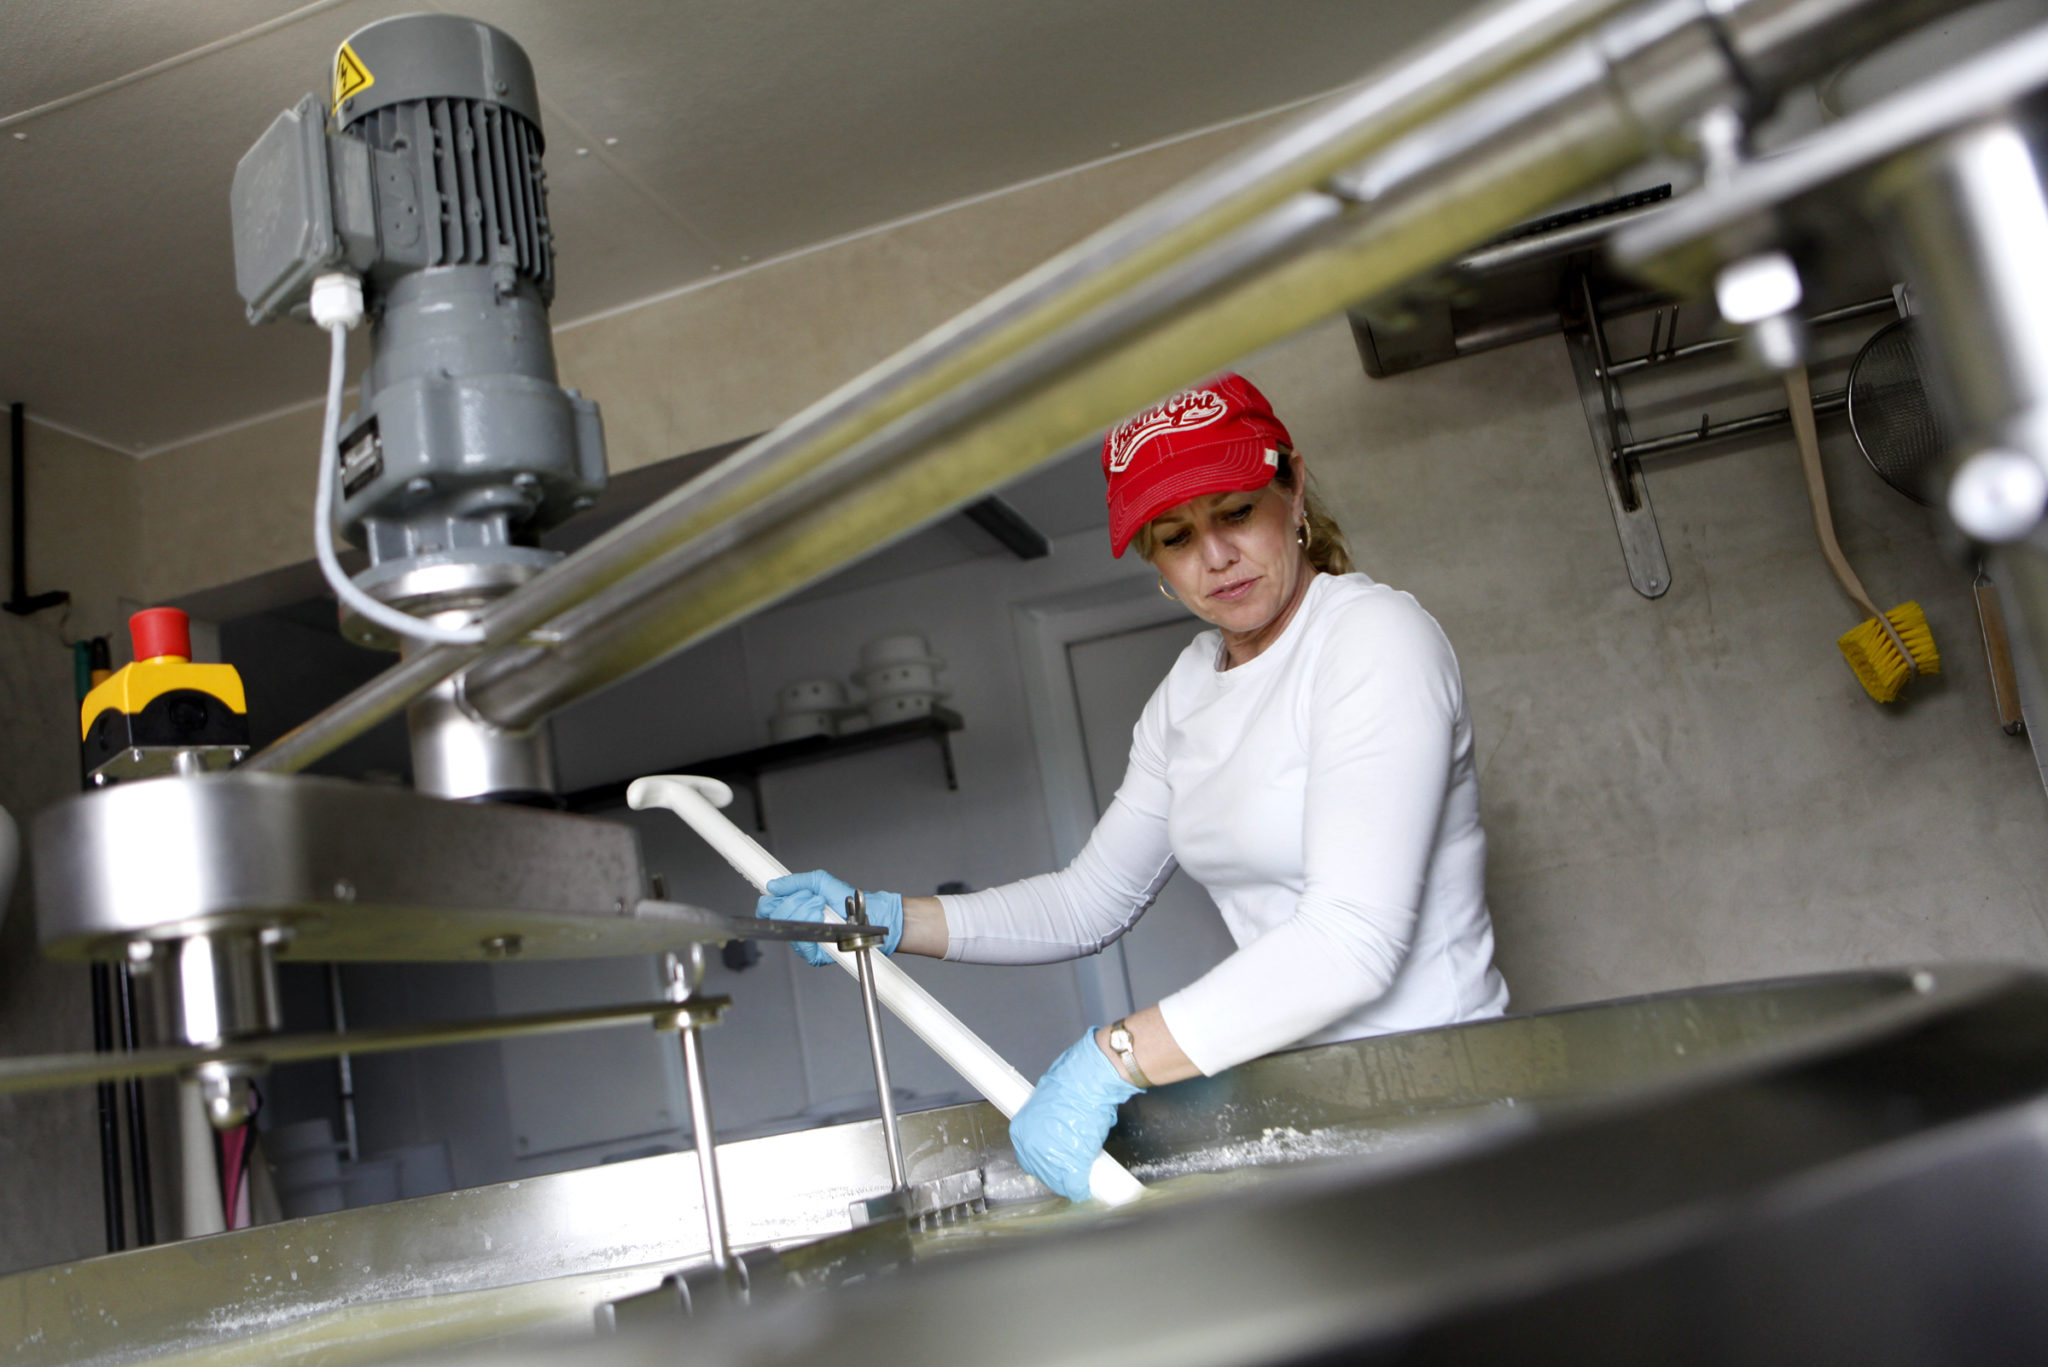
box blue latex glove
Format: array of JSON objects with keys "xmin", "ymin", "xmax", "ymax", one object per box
[
  {"xmin": 756, "ymin": 870, "xmax": 903, "ymax": 967},
  {"xmin": 1008, "ymin": 1029, "xmax": 1141, "ymax": 1203}
]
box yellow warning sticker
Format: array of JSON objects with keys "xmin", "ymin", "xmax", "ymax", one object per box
[{"xmin": 333, "ymin": 42, "xmax": 374, "ymax": 113}]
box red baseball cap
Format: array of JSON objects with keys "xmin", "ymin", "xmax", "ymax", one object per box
[{"xmin": 1102, "ymin": 373, "xmax": 1292, "ymax": 557}]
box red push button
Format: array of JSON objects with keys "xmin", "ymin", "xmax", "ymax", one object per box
[{"xmin": 129, "ymin": 607, "xmax": 191, "ymax": 663}]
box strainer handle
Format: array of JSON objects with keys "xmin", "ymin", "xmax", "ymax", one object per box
[{"xmin": 1787, "ymin": 367, "xmax": 1915, "ymax": 669}]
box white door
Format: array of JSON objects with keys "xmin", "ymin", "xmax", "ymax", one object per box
[{"xmin": 1065, "ymin": 620, "xmax": 1239, "ymax": 1009}]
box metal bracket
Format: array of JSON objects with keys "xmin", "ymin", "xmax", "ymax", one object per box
[
  {"xmin": 849, "ymin": 1167, "xmax": 989, "ymax": 1232},
  {"xmin": 1563, "ymin": 270, "xmax": 1671, "ymax": 599}
]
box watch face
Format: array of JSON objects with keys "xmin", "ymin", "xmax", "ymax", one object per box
[{"xmin": 1111, "ymin": 1027, "xmax": 1132, "ymax": 1052}]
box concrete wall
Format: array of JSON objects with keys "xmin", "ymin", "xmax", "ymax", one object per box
[
  {"xmin": 1238, "ymin": 320, "xmax": 2048, "ymax": 1004},
  {"xmin": 0, "ymin": 423, "xmax": 146, "ymax": 1274}
]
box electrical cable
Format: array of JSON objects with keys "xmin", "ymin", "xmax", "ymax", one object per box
[
  {"xmin": 219, "ymin": 1085, "xmax": 262, "ymax": 1230},
  {"xmin": 312, "ymin": 282, "xmax": 486, "ymax": 646}
]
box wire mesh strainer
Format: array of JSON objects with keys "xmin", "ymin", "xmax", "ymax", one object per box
[{"xmin": 1846, "ymin": 315, "xmax": 1951, "ymax": 506}]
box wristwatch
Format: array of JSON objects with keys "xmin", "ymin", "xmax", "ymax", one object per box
[{"xmin": 1106, "ymin": 1018, "xmax": 1153, "ymax": 1089}]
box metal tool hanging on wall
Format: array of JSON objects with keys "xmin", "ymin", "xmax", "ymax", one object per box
[
  {"xmin": 1841, "ymin": 313, "xmax": 2029, "ymax": 731},
  {"xmin": 1566, "ymin": 290, "xmax": 1905, "ymax": 599},
  {"xmin": 1346, "ymin": 186, "xmax": 1681, "ymax": 597},
  {"xmin": 1847, "ymin": 314, "xmax": 1952, "ymax": 507},
  {"xmin": 1345, "ymin": 187, "xmax": 1915, "ymax": 599}
]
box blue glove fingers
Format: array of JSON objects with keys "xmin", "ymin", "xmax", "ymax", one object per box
[
  {"xmin": 754, "ymin": 886, "xmax": 834, "ymax": 967},
  {"xmin": 767, "ymin": 870, "xmax": 855, "ymax": 908},
  {"xmin": 1007, "ymin": 1031, "xmax": 1140, "ymax": 1203},
  {"xmin": 754, "ymin": 888, "xmax": 826, "ymax": 925}
]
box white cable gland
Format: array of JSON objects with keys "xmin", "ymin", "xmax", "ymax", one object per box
[
  {"xmin": 309, "ymin": 272, "xmax": 365, "ymax": 331},
  {"xmin": 1949, "ymin": 447, "xmax": 2048, "ymax": 543}
]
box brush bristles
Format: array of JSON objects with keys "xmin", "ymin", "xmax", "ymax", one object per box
[{"xmin": 1837, "ymin": 601, "xmax": 1940, "ymax": 703}]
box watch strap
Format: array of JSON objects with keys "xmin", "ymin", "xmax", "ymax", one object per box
[{"xmin": 1107, "ymin": 1018, "xmax": 1153, "ymax": 1089}]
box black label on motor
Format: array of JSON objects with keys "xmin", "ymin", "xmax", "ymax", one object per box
[{"xmin": 339, "ymin": 416, "xmax": 383, "ymax": 499}]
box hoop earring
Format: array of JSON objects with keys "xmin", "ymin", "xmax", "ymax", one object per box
[{"xmin": 1157, "ymin": 575, "xmax": 1180, "ymax": 602}]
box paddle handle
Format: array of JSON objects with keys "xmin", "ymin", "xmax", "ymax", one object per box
[{"xmin": 628, "ymin": 774, "xmax": 1145, "ymax": 1206}]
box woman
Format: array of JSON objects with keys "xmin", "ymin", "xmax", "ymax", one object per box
[{"xmin": 761, "ymin": 373, "xmax": 1507, "ymax": 1201}]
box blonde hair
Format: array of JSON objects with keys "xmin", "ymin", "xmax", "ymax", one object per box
[{"xmin": 1131, "ymin": 447, "xmax": 1354, "ymax": 575}]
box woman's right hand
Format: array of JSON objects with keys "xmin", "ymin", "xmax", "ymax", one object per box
[{"xmin": 757, "ymin": 870, "xmax": 904, "ymax": 966}]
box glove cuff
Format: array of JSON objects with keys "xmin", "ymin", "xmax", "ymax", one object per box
[
  {"xmin": 873, "ymin": 890, "xmax": 905, "ymax": 956},
  {"xmin": 1079, "ymin": 1029, "xmax": 1142, "ymax": 1103}
]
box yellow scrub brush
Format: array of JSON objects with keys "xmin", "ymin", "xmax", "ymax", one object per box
[{"xmin": 1785, "ymin": 365, "xmax": 1939, "ymax": 702}]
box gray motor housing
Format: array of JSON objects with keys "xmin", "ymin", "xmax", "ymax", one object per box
[
  {"xmin": 232, "ymin": 13, "xmax": 552, "ymax": 321},
  {"xmin": 229, "ymin": 13, "xmax": 604, "ymax": 642}
]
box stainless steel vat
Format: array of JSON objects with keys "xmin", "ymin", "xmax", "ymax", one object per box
[
  {"xmin": 0, "ymin": 969, "xmax": 1952, "ymax": 1366},
  {"xmin": 641, "ymin": 962, "xmax": 2048, "ymax": 1367}
]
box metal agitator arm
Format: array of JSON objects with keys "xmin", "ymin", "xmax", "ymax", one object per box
[{"xmin": 243, "ymin": 0, "xmax": 1987, "ymax": 773}]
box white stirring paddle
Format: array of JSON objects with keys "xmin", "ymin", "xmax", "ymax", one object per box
[{"xmin": 628, "ymin": 774, "xmax": 1145, "ymax": 1206}]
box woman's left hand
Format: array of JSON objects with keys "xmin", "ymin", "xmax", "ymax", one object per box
[{"xmin": 1007, "ymin": 1029, "xmax": 1141, "ymax": 1202}]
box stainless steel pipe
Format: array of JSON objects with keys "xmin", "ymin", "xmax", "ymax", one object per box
[
  {"xmin": 678, "ymin": 1022, "xmax": 733, "ymax": 1278},
  {"xmin": 664, "ymin": 946, "xmax": 736, "ymax": 1282},
  {"xmin": 1873, "ymin": 106, "xmax": 2048, "ymax": 761},
  {"xmin": 849, "ymin": 893, "xmax": 909, "ymax": 1193},
  {"xmin": 171, "ymin": 931, "xmax": 280, "ymax": 1048},
  {"xmin": 246, "ymin": 0, "xmax": 1968, "ymax": 768},
  {"xmin": 405, "ymin": 673, "xmax": 557, "ymax": 801}
]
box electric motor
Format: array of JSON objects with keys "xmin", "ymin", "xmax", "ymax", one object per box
[
  {"xmin": 230, "ymin": 14, "xmax": 604, "ymax": 801},
  {"xmin": 229, "ymin": 14, "xmax": 605, "ymax": 654}
]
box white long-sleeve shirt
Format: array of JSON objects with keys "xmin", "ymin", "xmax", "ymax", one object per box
[{"xmin": 940, "ymin": 571, "xmax": 1508, "ymax": 1076}]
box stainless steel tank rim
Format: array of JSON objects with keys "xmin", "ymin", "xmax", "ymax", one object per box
[
  {"xmin": 664, "ymin": 963, "xmax": 2048, "ymax": 1367},
  {"xmin": 1177, "ymin": 960, "xmax": 2019, "ymax": 1178},
  {"xmin": 0, "ymin": 968, "xmax": 1978, "ymax": 1367},
  {"xmin": 1097, "ymin": 962, "xmax": 1968, "ymax": 1178}
]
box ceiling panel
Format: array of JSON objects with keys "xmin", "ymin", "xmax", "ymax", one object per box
[
  {"xmin": 489, "ymin": 0, "xmax": 1464, "ymax": 265},
  {"xmin": 0, "ymin": 0, "xmax": 1479, "ymax": 455},
  {"xmin": 0, "ymin": 0, "xmax": 416, "ymax": 450},
  {"xmin": 535, "ymin": 126, "xmax": 726, "ymax": 320},
  {"xmin": 0, "ymin": 0, "xmax": 327, "ymax": 116}
]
